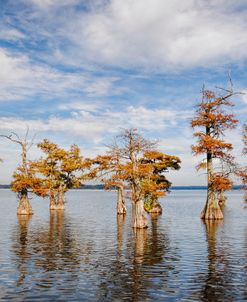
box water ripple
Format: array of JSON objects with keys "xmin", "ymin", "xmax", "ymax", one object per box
[{"xmin": 0, "ymin": 190, "xmax": 246, "ymax": 301}]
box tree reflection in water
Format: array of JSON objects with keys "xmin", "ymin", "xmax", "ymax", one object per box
[
  {"xmin": 243, "ymin": 226, "xmax": 247, "ymax": 301},
  {"xmin": 116, "ymin": 214, "xmax": 125, "ymax": 254},
  {"xmin": 96, "ymin": 214, "xmax": 178, "ymax": 301},
  {"xmin": 13, "ymin": 215, "xmax": 32, "ymax": 287},
  {"xmin": 11, "ymin": 211, "xmax": 86, "ymax": 297},
  {"xmin": 33, "ymin": 211, "xmax": 81, "ymax": 274},
  {"xmin": 198, "ymin": 220, "xmax": 237, "ymax": 302}
]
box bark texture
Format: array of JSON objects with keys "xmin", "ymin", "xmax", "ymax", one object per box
[
  {"xmin": 148, "ymin": 200, "xmax": 162, "ymax": 214},
  {"xmin": 17, "ymin": 192, "xmax": 33, "ymax": 215},
  {"xmin": 49, "ymin": 189, "xmax": 65, "ymax": 210},
  {"xmin": 117, "ymin": 186, "xmax": 127, "ymax": 214},
  {"xmin": 201, "ymin": 149, "xmax": 223, "ymax": 220},
  {"xmin": 201, "ymin": 187, "xmax": 223, "ymax": 220},
  {"xmin": 218, "ymin": 190, "xmax": 227, "ymax": 208},
  {"xmin": 132, "ymin": 199, "xmax": 148, "ymax": 229}
]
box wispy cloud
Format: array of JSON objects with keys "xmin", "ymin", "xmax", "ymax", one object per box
[
  {"xmin": 0, "ymin": 0, "xmax": 246, "ymax": 184},
  {"xmin": 18, "ymin": 0, "xmax": 247, "ymax": 71},
  {"xmin": 0, "ymin": 48, "xmax": 121, "ymax": 101},
  {"xmin": 0, "ymin": 105, "xmax": 187, "ymax": 137},
  {"xmin": 0, "ymin": 27, "xmax": 25, "ymax": 41}
]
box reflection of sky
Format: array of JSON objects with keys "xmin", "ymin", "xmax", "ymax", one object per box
[
  {"xmin": 1, "ymin": 190, "xmax": 246, "ymax": 300},
  {"xmin": 0, "ymin": 1, "xmax": 247, "ymax": 184}
]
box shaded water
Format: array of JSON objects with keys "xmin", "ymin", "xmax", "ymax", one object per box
[{"xmin": 0, "ymin": 189, "xmax": 246, "ymax": 301}]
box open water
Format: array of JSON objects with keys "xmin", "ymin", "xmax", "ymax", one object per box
[{"xmin": 0, "ymin": 189, "xmax": 246, "ymax": 301}]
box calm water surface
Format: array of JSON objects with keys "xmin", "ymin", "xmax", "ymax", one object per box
[{"xmin": 0, "ymin": 189, "xmax": 246, "ymax": 301}]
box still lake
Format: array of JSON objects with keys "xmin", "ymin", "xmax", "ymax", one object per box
[{"xmin": 0, "ymin": 189, "xmax": 246, "ymax": 301}]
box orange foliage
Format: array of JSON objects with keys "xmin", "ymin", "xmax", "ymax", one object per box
[
  {"xmin": 30, "ymin": 139, "xmax": 90, "ymax": 198},
  {"xmin": 90, "ymin": 129, "xmax": 181, "ymax": 204},
  {"xmin": 11, "ymin": 165, "xmax": 41, "ymax": 194},
  {"xmin": 211, "ymin": 173, "xmax": 233, "ymax": 191},
  {"xmin": 191, "ymin": 86, "xmax": 238, "ymax": 196}
]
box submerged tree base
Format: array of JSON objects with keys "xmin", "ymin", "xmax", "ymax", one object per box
[
  {"xmin": 218, "ymin": 193, "xmax": 227, "ymax": 209},
  {"xmin": 218, "ymin": 198, "xmax": 226, "ymax": 209},
  {"xmin": 144, "ymin": 199, "xmax": 162, "ymax": 215},
  {"xmin": 149, "ymin": 202, "xmax": 162, "ymax": 214},
  {"xmin": 50, "ymin": 191, "xmax": 65, "ymax": 210},
  {"xmin": 117, "ymin": 200, "xmax": 127, "ymax": 215},
  {"xmin": 50, "ymin": 202, "xmax": 65, "ymax": 210},
  {"xmin": 117, "ymin": 207, "xmax": 127, "ymax": 215},
  {"xmin": 17, "ymin": 197, "xmax": 33, "ymax": 215},
  {"xmin": 200, "ymin": 204, "xmax": 224, "ymax": 220},
  {"xmin": 132, "ymin": 199, "xmax": 148, "ymax": 229}
]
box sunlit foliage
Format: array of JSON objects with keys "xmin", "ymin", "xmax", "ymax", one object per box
[
  {"xmin": 191, "ymin": 86, "xmax": 238, "ymax": 219},
  {"xmin": 31, "ymin": 139, "xmax": 90, "ymax": 209}
]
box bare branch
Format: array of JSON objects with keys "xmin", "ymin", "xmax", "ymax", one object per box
[
  {"xmin": 25, "ymin": 126, "xmax": 30, "ymax": 142},
  {"xmin": 10, "ymin": 132, "xmax": 21, "ymax": 141},
  {"xmin": 0, "ymin": 134, "xmax": 22, "ymax": 146},
  {"xmin": 27, "ymin": 133, "xmax": 37, "ymax": 151}
]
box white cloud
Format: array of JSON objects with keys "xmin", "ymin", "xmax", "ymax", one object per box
[
  {"xmin": 58, "ymin": 101, "xmax": 100, "ymax": 112},
  {"xmin": 0, "ymin": 48, "xmax": 119, "ymax": 101},
  {"xmin": 1, "ymin": 0, "xmax": 246, "ymax": 186},
  {"xmin": 0, "ymin": 108, "xmax": 243, "ymax": 185},
  {"xmin": 0, "ymin": 105, "xmax": 180, "ymax": 138},
  {"xmin": 57, "ymin": 0, "xmax": 247, "ymax": 71},
  {"xmin": 0, "ymin": 28, "xmax": 25, "ymax": 41},
  {"xmin": 239, "ymin": 90, "xmax": 247, "ymax": 105},
  {"xmin": 23, "ymin": 0, "xmax": 80, "ymax": 10}
]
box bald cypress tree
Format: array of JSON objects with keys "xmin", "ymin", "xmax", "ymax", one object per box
[{"xmin": 191, "ymin": 87, "xmax": 238, "ymax": 219}]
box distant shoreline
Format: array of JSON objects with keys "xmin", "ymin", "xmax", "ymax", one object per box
[{"xmin": 0, "ymin": 184, "xmax": 243, "ymax": 190}]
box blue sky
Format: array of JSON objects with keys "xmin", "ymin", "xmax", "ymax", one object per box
[{"xmin": 0, "ymin": 0, "xmax": 246, "ymax": 185}]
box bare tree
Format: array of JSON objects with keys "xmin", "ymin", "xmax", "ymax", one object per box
[{"xmin": 0, "ymin": 129, "xmax": 36, "ymax": 215}]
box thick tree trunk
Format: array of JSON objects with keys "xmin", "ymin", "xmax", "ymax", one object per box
[
  {"xmin": 201, "ymin": 189, "xmax": 223, "ymax": 220},
  {"xmin": 117, "ymin": 186, "xmax": 127, "ymax": 214},
  {"xmin": 201, "ymin": 151, "xmax": 223, "ymax": 220},
  {"xmin": 50, "ymin": 189, "xmax": 65, "ymax": 210},
  {"xmin": 17, "ymin": 191, "xmax": 33, "ymax": 215},
  {"xmin": 130, "ymin": 162, "xmax": 148, "ymax": 227},
  {"xmin": 149, "ymin": 199, "xmax": 162, "ymax": 214},
  {"xmin": 132, "ymin": 199, "xmax": 148, "ymax": 229}
]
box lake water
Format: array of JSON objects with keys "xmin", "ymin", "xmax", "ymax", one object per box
[{"xmin": 0, "ymin": 189, "xmax": 246, "ymax": 301}]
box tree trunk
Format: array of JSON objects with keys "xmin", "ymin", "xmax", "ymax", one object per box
[
  {"xmin": 117, "ymin": 186, "xmax": 127, "ymax": 214},
  {"xmin": 50, "ymin": 189, "xmax": 65, "ymax": 210},
  {"xmin": 244, "ymin": 192, "xmax": 247, "ymax": 203},
  {"xmin": 201, "ymin": 189, "xmax": 223, "ymax": 220},
  {"xmin": 148, "ymin": 199, "xmax": 162, "ymax": 214},
  {"xmin": 218, "ymin": 190, "xmax": 227, "ymax": 208},
  {"xmin": 201, "ymin": 151, "xmax": 223, "ymax": 220},
  {"xmin": 132, "ymin": 199, "xmax": 148, "ymax": 229},
  {"xmin": 17, "ymin": 190, "xmax": 33, "ymax": 215}
]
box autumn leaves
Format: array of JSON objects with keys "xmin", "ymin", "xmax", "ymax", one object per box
[
  {"xmin": 191, "ymin": 87, "xmax": 246, "ymax": 219},
  {"xmin": 1, "ymin": 129, "xmax": 181, "ymax": 229},
  {"xmin": 1, "ymin": 82, "xmax": 246, "ymax": 228}
]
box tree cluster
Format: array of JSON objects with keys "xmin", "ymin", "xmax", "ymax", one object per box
[
  {"xmin": 0, "ymin": 79, "xmax": 246, "ymax": 226},
  {"xmin": 1, "ymin": 128, "xmax": 181, "ymax": 229}
]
